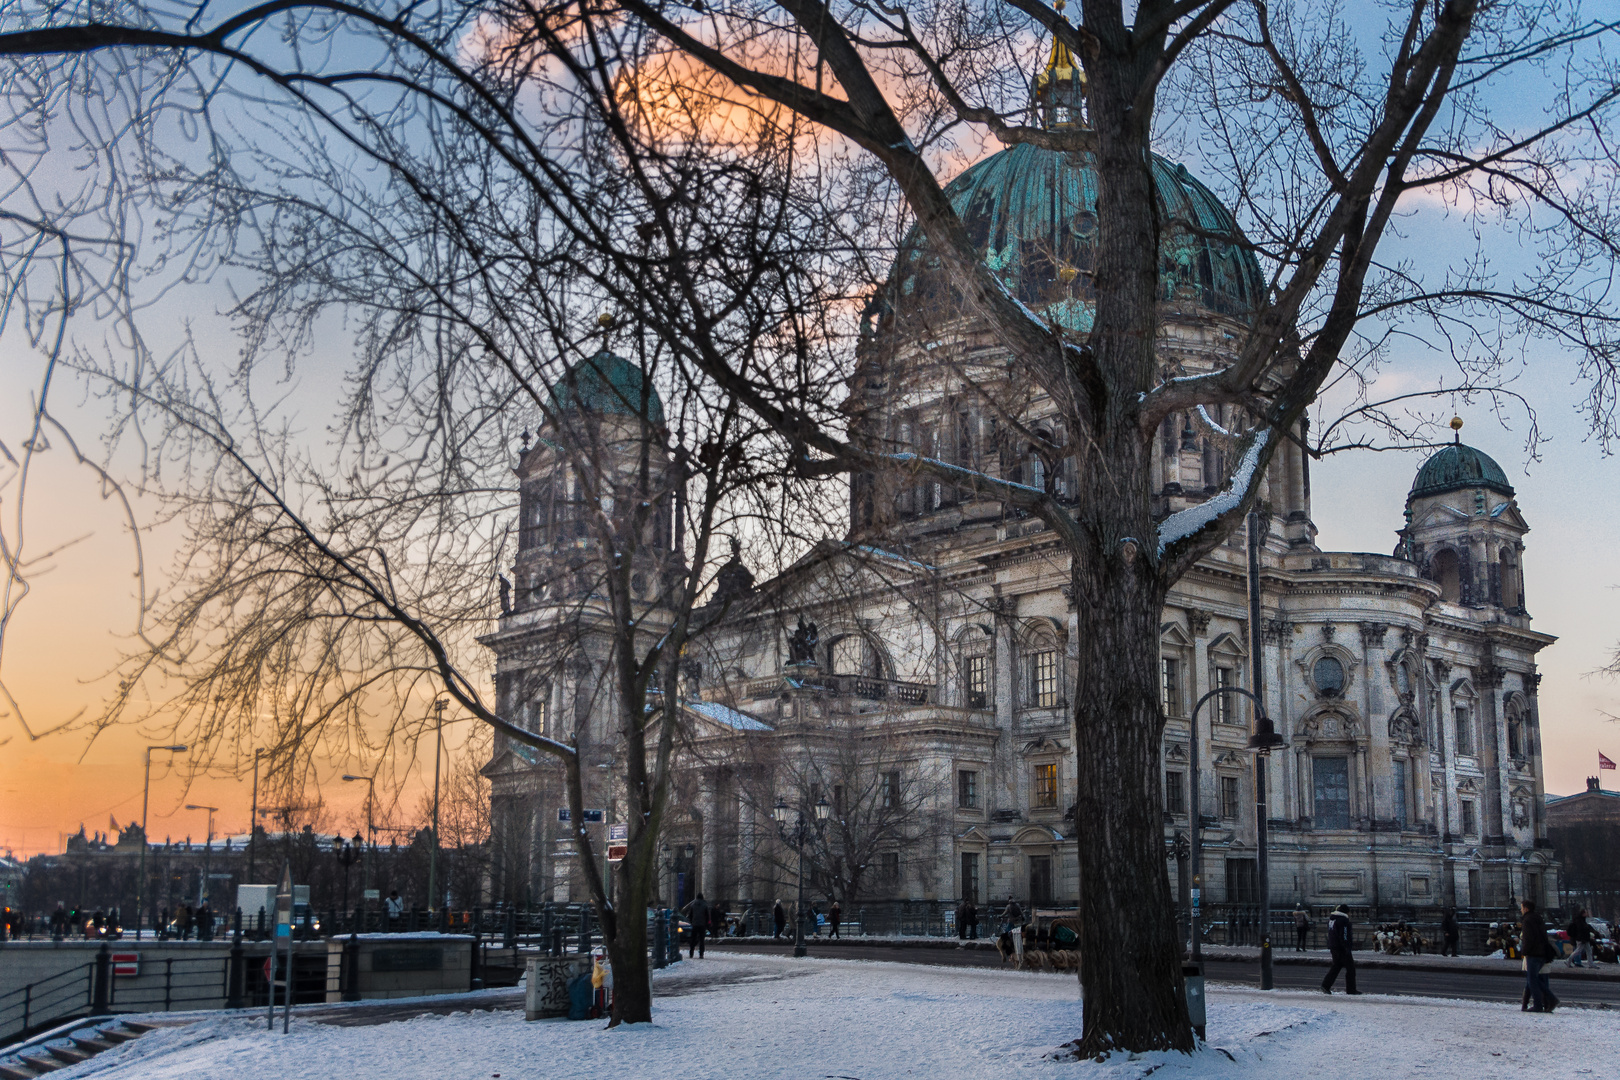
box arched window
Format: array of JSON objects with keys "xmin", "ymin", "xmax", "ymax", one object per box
[
  {"xmin": 829, "ymin": 634, "xmax": 884, "ymax": 680},
  {"xmin": 1499, "ymin": 548, "xmax": 1521, "ymax": 610},
  {"xmin": 1431, "ymin": 548, "xmax": 1461, "ymax": 602},
  {"xmin": 1022, "ymin": 623, "xmax": 1064, "ymax": 709}
]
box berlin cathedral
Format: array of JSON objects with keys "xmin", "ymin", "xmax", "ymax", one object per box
[{"xmin": 481, "ymin": 32, "xmax": 1557, "ymax": 920}]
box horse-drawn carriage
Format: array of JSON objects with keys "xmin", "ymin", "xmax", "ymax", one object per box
[
  {"xmin": 994, "ymin": 909, "xmax": 1082, "ymax": 973},
  {"xmin": 1372, "ymin": 920, "xmax": 1429, "ymax": 955}
]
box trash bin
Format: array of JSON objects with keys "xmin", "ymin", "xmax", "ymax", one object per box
[{"xmin": 525, "ymin": 955, "xmax": 590, "ymax": 1020}]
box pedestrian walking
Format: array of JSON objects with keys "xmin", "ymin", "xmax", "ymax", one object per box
[
  {"xmin": 175, "ymin": 903, "xmax": 193, "ymax": 941},
  {"xmin": 1441, "ymin": 907, "xmax": 1460, "ymax": 957},
  {"xmin": 1001, "ymin": 898, "xmax": 1025, "ymax": 934},
  {"xmin": 1566, "ymin": 908, "xmax": 1594, "ymax": 968},
  {"xmin": 1519, "ymin": 899, "xmax": 1558, "ymax": 1012},
  {"xmin": 1320, "ymin": 904, "xmax": 1361, "ymax": 995},
  {"xmin": 829, "ymin": 900, "xmax": 842, "ymax": 940},
  {"xmin": 385, "ymin": 890, "xmax": 405, "ymax": 931},
  {"xmin": 682, "ymin": 893, "xmax": 710, "ymax": 958},
  {"xmin": 964, "ymin": 899, "xmax": 979, "ymax": 940},
  {"xmin": 1293, "ymin": 905, "xmax": 1310, "ymax": 952},
  {"xmin": 956, "ymin": 899, "xmax": 969, "ymax": 940},
  {"xmin": 772, "ymin": 899, "xmax": 787, "ymax": 941},
  {"xmin": 196, "ymin": 902, "xmax": 214, "ymax": 942}
]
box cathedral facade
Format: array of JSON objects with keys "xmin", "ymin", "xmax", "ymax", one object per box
[{"xmin": 482, "ymin": 45, "xmax": 1558, "ymax": 918}]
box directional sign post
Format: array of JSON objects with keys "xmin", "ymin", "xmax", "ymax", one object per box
[
  {"xmin": 558, "ymin": 808, "xmax": 605, "ymax": 823},
  {"xmin": 272, "ymin": 861, "xmax": 293, "ymax": 1033}
]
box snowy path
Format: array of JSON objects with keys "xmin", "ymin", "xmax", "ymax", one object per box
[{"xmin": 38, "ymin": 952, "xmax": 1620, "ymax": 1080}]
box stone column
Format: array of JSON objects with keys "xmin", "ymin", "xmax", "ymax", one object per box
[
  {"xmin": 1479, "ymin": 664, "xmax": 1509, "ymax": 845},
  {"xmin": 700, "ymin": 776, "xmax": 721, "ymax": 901}
]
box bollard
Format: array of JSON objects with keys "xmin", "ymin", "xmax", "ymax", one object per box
[
  {"xmin": 225, "ymin": 933, "xmax": 247, "ymax": 1009},
  {"xmin": 343, "ymin": 932, "xmax": 361, "ymax": 1002},
  {"xmin": 92, "ymin": 943, "xmax": 112, "ymax": 1014},
  {"xmin": 653, "ymin": 912, "xmax": 667, "ymax": 969},
  {"xmin": 503, "ymin": 908, "xmax": 517, "ymax": 951}
]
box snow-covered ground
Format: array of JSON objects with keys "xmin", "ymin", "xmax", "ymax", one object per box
[{"xmin": 33, "ymin": 952, "xmax": 1620, "ymax": 1080}]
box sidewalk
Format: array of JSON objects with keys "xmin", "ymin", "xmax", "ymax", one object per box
[{"xmin": 718, "ymin": 934, "xmax": 1620, "ymax": 980}]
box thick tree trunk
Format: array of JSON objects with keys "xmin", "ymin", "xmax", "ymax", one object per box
[
  {"xmin": 605, "ymin": 865, "xmax": 653, "ymax": 1026},
  {"xmin": 1066, "ymin": 534, "xmax": 1190, "ymax": 1055}
]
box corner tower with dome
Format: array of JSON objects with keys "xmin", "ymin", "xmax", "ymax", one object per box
[{"xmin": 481, "ymin": 45, "xmax": 1560, "ymax": 920}]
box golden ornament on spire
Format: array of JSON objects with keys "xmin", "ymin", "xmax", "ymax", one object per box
[{"xmin": 1034, "ymin": 0, "xmax": 1086, "ymax": 129}]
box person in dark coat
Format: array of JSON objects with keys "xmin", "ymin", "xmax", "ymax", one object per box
[
  {"xmin": 1320, "ymin": 904, "xmax": 1361, "ymax": 994},
  {"xmin": 682, "ymin": 893, "xmax": 710, "ymax": 958},
  {"xmin": 1441, "ymin": 908, "xmax": 1460, "ymax": 957},
  {"xmin": 964, "ymin": 900, "xmax": 979, "ymax": 940},
  {"xmin": 1566, "ymin": 908, "xmax": 1594, "ymax": 968},
  {"xmin": 1002, "ymin": 899, "xmax": 1025, "ymax": 933},
  {"xmin": 828, "ymin": 900, "xmax": 842, "ymax": 940},
  {"xmin": 772, "ymin": 899, "xmax": 787, "ymax": 941},
  {"xmin": 1293, "ymin": 905, "xmax": 1309, "ymax": 952},
  {"xmin": 1519, "ymin": 899, "xmax": 1558, "ymax": 1012}
]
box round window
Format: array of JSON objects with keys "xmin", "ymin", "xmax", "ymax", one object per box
[{"xmin": 1313, "ymin": 656, "xmax": 1346, "ymax": 697}]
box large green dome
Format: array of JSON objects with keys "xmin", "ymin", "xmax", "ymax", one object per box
[
  {"xmin": 891, "ymin": 143, "xmax": 1265, "ymax": 333},
  {"xmin": 548, "ymin": 351, "xmax": 664, "ymax": 426},
  {"xmin": 1409, "ymin": 442, "xmax": 1514, "ymax": 501}
]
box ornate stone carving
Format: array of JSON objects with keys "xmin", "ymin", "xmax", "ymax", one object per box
[
  {"xmin": 1321, "ymin": 621, "xmax": 1337, "ymax": 641},
  {"xmin": 1263, "ymin": 618, "xmax": 1293, "ymax": 643},
  {"xmin": 1388, "ymin": 709, "xmax": 1417, "ymax": 745},
  {"xmin": 1186, "ymin": 608, "xmax": 1212, "ymax": 637},
  {"xmin": 1359, "ymin": 622, "xmax": 1389, "ymax": 648}
]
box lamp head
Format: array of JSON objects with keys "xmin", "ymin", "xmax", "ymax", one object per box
[
  {"xmin": 341, "ymin": 775, "xmax": 365, "ymax": 782},
  {"xmin": 1246, "ymin": 716, "xmax": 1288, "ymax": 754},
  {"xmin": 814, "ymin": 796, "xmax": 831, "ymax": 821},
  {"xmin": 772, "ymin": 798, "xmax": 789, "ymax": 824}
]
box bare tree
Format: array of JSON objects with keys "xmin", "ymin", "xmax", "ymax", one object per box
[{"xmin": 6, "ymin": 0, "xmax": 1620, "ymax": 1054}]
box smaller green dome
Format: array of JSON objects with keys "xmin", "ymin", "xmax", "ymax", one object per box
[
  {"xmin": 1408, "ymin": 442, "xmax": 1514, "ymax": 501},
  {"xmin": 549, "ymin": 351, "xmax": 664, "ymax": 426}
]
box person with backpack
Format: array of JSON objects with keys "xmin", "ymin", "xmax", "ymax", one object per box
[{"xmin": 1320, "ymin": 904, "xmax": 1362, "ymax": 995}]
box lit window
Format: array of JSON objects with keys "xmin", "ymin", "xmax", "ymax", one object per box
[{"xmin": 1034, "ymin": 763, "xmax": 1059, "ymax": 809}]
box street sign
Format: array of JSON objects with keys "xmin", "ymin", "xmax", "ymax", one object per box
[
  {"xmin": 607, "ymin": 844, "xmax": 628, "ymax": 863},
  {"xmin": 111, "ymin": 952, "xmax": 139, "ymax": 977},
  {"xmin": 609, "ymin": 823, "xmax": 628, "ymax": 841},
  {"xmin": 363, "ymin": 888, "xmax": 380, "ymax": 901},
  {"xmin": 558, "ymin": 808, "xmax": 606, "ymax": 823}
]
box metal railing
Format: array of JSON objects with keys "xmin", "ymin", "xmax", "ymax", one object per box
[{"xmin": 0, "ymin": 962, "xmax": 95, "ymax": 1045}]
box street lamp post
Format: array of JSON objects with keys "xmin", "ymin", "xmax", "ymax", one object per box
[
  {"xmin": 136, "ymin": 744, "xmax": 188, "ymax": 940},
  {"xmin": 1244, "ymin": 511, "xmax": 1288, "ymax": 990},
  {"xmin": 772, "ymin": 795, "xmax": 829, "ymax": 959},
  {"xmin": 341, "ymin": 774, "xmax": 377, "ymax": 904},
  {"xmin": 428, "ymin": 699, "xmax": 446, "ymax": 917},
  {"xmin": 247, "ymin": 749, "xmax": 267, "ymax": 882},
  {"xmin": 334, "ymin": 836, "xmax": 361, "ymax": 927},
  {"xmin": 184, "ymin": 804, "xmax": 218, "ymax": 906}
]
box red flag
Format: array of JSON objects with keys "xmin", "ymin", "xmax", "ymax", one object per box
[{"xmin": 1600, "ymin": 752, "xmax": 1617, "ymax": 771}]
